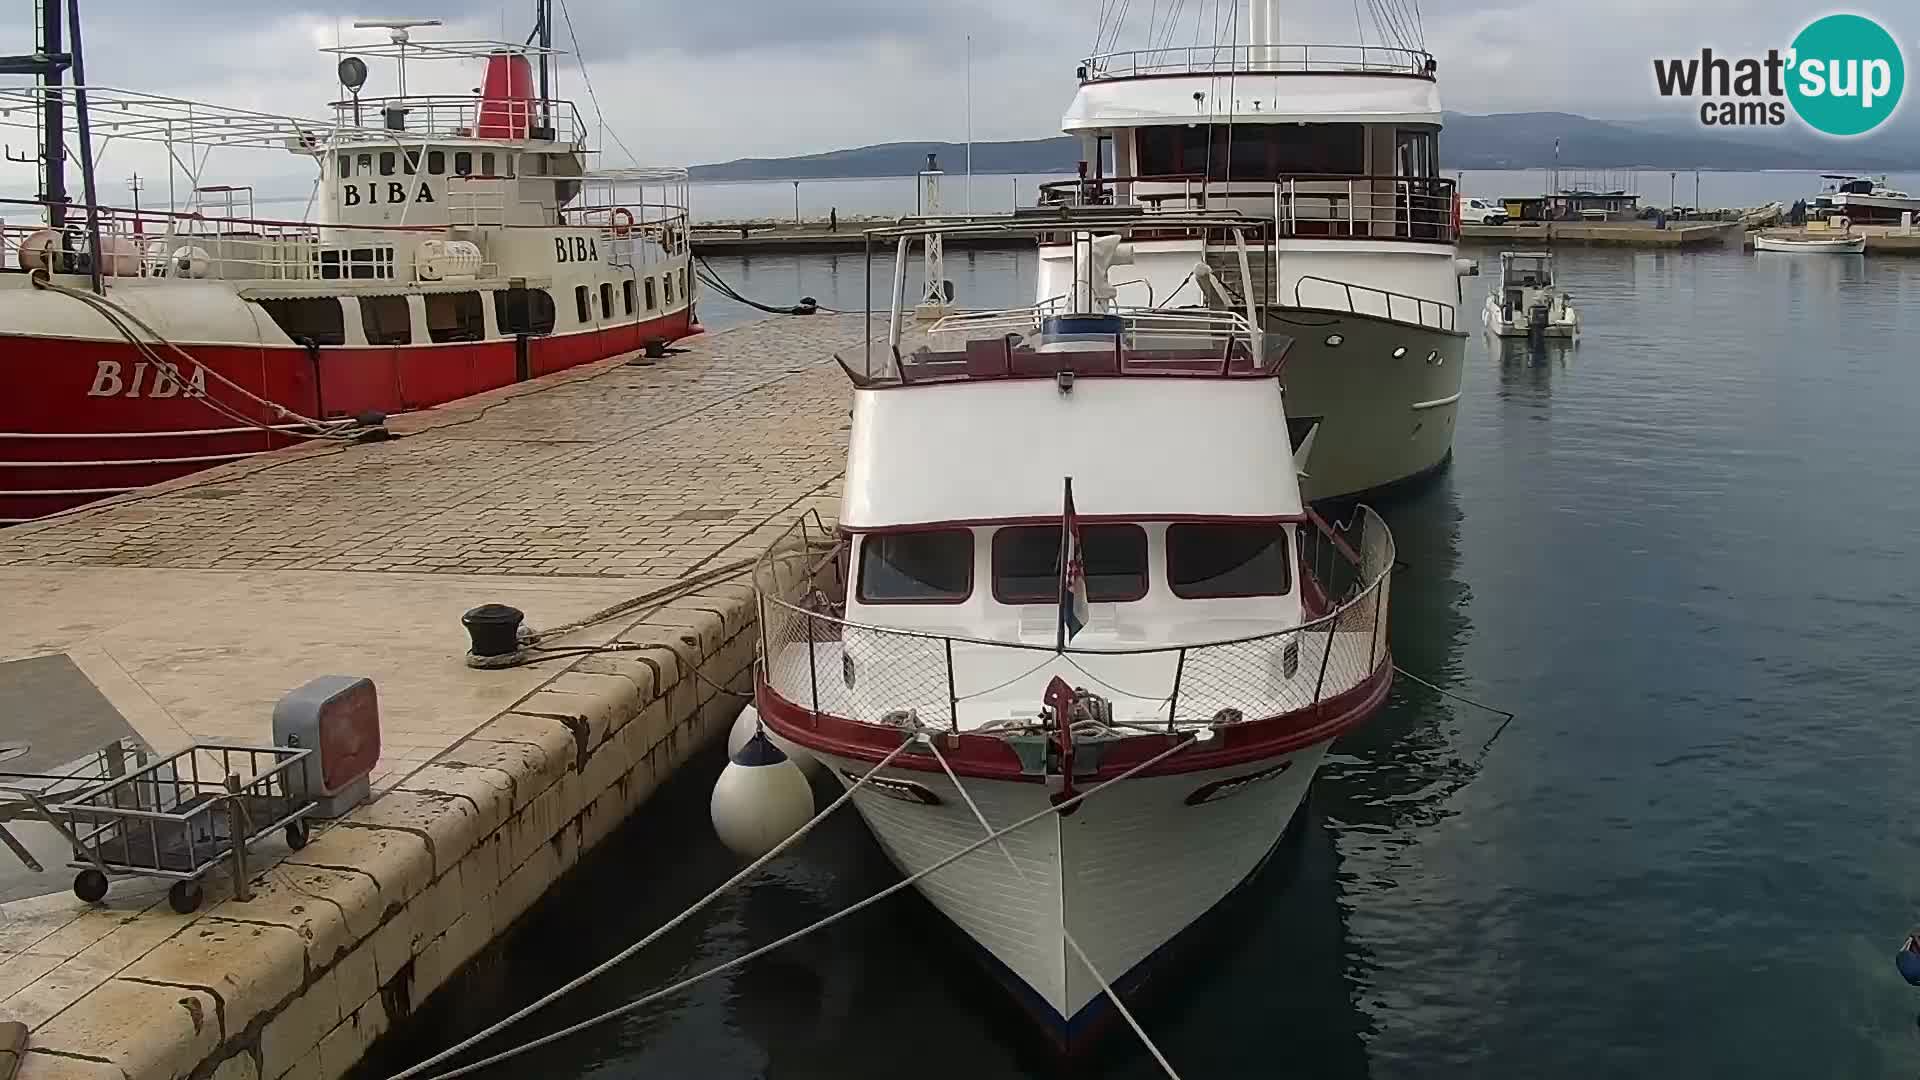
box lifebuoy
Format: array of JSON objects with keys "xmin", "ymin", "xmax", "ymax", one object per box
[{"xmin": 610, "ymin": 207, "xmax": 635, "ymax": 238}]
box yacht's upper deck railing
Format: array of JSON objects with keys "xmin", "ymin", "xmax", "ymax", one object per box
[{"xmin": 1081, "ymin": 43, "xmax": 1435, "ymax": 82}]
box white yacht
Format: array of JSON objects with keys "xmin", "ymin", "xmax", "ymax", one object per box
[{"xmin": 1035, "ymin": 9, "xmax": 1475, "ymax": 501}]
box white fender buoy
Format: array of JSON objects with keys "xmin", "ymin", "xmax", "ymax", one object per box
[
  {"xmin": 726, "ymin": 705, "xmax": 822, "ymax": 777},
  {"xmin": 710, "ymin": 730, "xmax": 814, "ymax": 859}
]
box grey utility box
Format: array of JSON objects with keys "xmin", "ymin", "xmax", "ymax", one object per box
[{"xmin": 272, "ymin": 675, "xmax": 381, "ymax": 818}]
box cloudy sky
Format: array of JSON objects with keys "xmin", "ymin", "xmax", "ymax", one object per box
[{"xmin": 0, "ymin": 0, "xmax": 1896, "ymax": 196}]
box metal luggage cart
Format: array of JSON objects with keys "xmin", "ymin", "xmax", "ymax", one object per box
[
  {"xmin": 55, "ymin": 742, "xmax": 317, "ymax": 913},
  {"xmin": 0, "ymin": 737, "xmax": 150, "ymax": 879}
]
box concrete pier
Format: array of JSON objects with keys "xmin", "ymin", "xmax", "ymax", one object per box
[
  {"xmin": 1460, "ymin": 220, "xmax": 1744, "ymax": 249},
  {"xmin": 0, "ymin": 316, "xmax": 866, "ymax": 1079}
]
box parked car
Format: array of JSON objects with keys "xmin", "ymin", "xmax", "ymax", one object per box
[{"xmin": 1462, "ymin": 197, "xmax": 1509, "ymax": 225}]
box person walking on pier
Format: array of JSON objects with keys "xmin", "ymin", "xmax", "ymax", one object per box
[{"xmin": 829, "ymin": 208, "xmax": 838, "ymax": 233}]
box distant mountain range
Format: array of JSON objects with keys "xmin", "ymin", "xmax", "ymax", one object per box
[{"xmin": 690, "ymin": 111, "xmax": 1920, "ymax": 180}]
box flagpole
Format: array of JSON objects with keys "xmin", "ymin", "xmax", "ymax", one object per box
[{"xmin": 1056, "ymin": 476, "xmax": 1072, "ymax": 653}]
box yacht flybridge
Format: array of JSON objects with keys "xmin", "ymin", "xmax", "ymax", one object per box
[
  {"xmin": 1038, "ymin": 2, "xmax": 1474, "ymax": 500},
  {"xmin": 0, "ymin": 0, "xmax": 695, "ymax": 523},
  {"xmin": 746, "ymin": 214, "xmax": 1396, "ymax": 1053}
]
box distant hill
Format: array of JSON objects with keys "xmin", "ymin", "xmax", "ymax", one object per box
[
  {"xmin": 690, "ymin": 138, "xmax": 1078, "ymax": 181},
  {"xmin": 691, "ymin": 111, "xmax": 1920, "ymax": 180}
]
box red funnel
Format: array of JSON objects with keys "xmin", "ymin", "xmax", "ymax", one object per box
[{"xmin": 475, "ymin": 51, "xmax": 533, "ymax": 142}]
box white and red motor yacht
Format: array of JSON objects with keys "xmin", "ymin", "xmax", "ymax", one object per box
[
  {"xmin": 751, "ymin": 215, "xmax": 1396, "ymax": 1053},
  {"xmin": 0, "ymin": 0, "xmax": 695, "ymax": 523}
]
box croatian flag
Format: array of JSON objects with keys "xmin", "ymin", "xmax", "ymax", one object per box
[{"xmin": 1057, "ymin": 477, "xmax": 1089, "ymax": 649}]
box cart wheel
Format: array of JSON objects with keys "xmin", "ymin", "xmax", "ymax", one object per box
[
  {"xmin": 285, "ymin": 820, "xmax": 310, "ymax": 850},
  {"xmin": 73, "ymin": 869, "xmax": 109, "ymax": 904},
  {"xmin": 168, "ymin": 880, "xmax": 204, "ymax": 915}
]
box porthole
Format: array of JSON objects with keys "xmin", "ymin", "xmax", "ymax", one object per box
[
  {"xmin": 1324, "ymin": 333, "xmax": 1344, "ymax": 347},
  {"xmin": 1426, "ymin": 350, "xmax": 1442, "ymax": 365},
  {"xmin": 1392, "ymin": 345, "xmax": 1408, "ymax": 359}
]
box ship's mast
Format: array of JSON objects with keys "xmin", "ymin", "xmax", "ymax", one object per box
[
  {"xmin": 1247, "ymin": 0, "xmax": 1278, "ymax": 61},
  {"xmin": 0, "ymin": 0, "xmax": 72, "ymax": 226},
  {"xmin": 533, "ymin": 0, "xmax": 552, "ymax": 138}
]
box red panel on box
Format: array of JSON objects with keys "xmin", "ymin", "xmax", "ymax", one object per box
[{"xmin": 319, "ymin": 680, "xmax": 382, "ymax": 790}]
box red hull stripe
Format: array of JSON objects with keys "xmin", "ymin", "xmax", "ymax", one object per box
[
  {"xmin": 0, "ymin": 308, "xmax": 694, "ymax": 521},
  {"xmin": 756, "ymin": 661, "xmax": 1392, "ymax": 782}
]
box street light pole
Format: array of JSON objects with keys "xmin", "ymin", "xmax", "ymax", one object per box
[{"xmin": 792, "ymin": 180, "xmax": 800, "ymax": 226}]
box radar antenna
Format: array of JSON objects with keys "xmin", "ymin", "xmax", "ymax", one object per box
[{"xmin": 350, "ymin": 17, "xmax": 444, "ymax": 96}]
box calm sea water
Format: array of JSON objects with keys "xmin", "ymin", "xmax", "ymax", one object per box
[{"xmin": 366, "ymin": 247, "xmax": 1920, "ymax": 1079}]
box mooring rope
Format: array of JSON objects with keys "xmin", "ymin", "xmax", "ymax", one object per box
[
  {"xmin": 30, "ymin": 272, "xmax": 365, "ymax": 440},
  {"xmin": 399, "ymin": 733, "xmax": 1198, "ymax": 1080},
  {"xmin": 921, "ymin": 733, "xmax": 1185, "ymax": 1080},
  {"xmin": 387, "ymin": 735, "xmax": 918, "ymax": 1080},
  {"xmin": 1391, "ymin": 665, "xmax": 1518, "ymax": 754}
]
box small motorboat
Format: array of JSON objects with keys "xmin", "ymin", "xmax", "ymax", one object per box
[
  {"xmin": 1483, "ymin": 251, "xmax": 1578, "ymax": 340},
  {"xmin": 1754, "ymin": 230, "xmax": 1867, "ymax": 254}
]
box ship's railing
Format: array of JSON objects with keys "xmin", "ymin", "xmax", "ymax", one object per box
[
  {"xmin": 1039, "ymin": 173, "xmax": 1458, "ymax": 244},
  {"xmin": 1293, "ymin": 275, "xmax": 1456, "ymax": 331},
  {"xmin": 926, "ymin": 303, "xmax": 1264, "ymax": 352},
  {"xmin": 328, "ymin": 95, "xmax": 587, "ymax": 146},
  {"xmin": 1081, "ymin": 43, "xmax": 1434, "ymax": 81},
  {"xmin": 0, "ymin": 211, "xmax": 500, "ymax": 284},
  {"xmin": 753, "ymin": 509, "xmax": 1393, "ymax": 734}
]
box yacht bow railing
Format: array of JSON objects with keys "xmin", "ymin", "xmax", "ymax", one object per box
[
  {"xmin": 1081, "ymin": 44, "xmax": 1435, "ymax": 81},
  {"xmin": 753, "ymin": 509, "xmax": 1394, "ymax": 735},
  {"xmin": 1293, "ymin": 275, "xmax": 1456, "ymax": 331}
]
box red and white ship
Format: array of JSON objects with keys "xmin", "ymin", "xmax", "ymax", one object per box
[
  {"xmin": 749, "ymin": 215, "xmax": 1396, "ymax": 1053},
  {"xmin": 0, "ymin": 0, "xmax": 695, "ymax": 523}
]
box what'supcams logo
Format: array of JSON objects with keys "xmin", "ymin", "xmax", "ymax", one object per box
[{"xmin": 1652, "ymin": 13, "xmax": 1905, "ymax": 136}]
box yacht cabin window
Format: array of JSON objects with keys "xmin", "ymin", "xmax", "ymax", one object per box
[
  {"xmin": 454, "ymin": 152, "xmax": 473, "ymax": 176},
  {"xmin": 357, "ymin": 153, "xmax": 372, "ymax": 176},
  {"xmin": 1134, "ymin": 124, "xmax": 1365, "ymax": 179},
  {"xmin": 1166, "ymin": 523, "xmax": 1292, "ymax": 598},
  {"xmin": 255, "ymin": 298, "xmax": 345, "ymax": 347},
  {"xmin": 481, "ymin": 152, "xmax": 497, "ymax": 176},
  {"xmin": 428, "ymin": 151, "xmax": 445, "ymax": 175},
  {"xmin": 338, "ymin": 154, "xmax": 352, "ymax": 178},
  {"xmin": 424, "ymin": 292, "xmax": 484, "ymax": 343},
  {"xmin": 360, "ymin": 295, "xmax": 411, "ymax": 345},
  {"xmin": 858, "ymin": 531, "xmax": 973, "ymax": 603},
  {"xmin": 495, "ymin": 287, "xmax": 556, "ymax": 335},
  {"xmin": 1395, "ymin": 127, "xmax": 1439, "ymax": 178},
  {"xmin": 379, "ymin": 152, "xmax": 396, "ymax": 177},
  {"xmin": 992, "ymin": 524, "xmax": 1148, "ymax": 603}
]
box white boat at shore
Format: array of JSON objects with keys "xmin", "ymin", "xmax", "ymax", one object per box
[
  {"xmin": 1754, "ymin": 232, "xmax": 1866, "ymax": 254},
  {"xmin": 1483, "ymin": 251, "xmax": 1578, "ymax": 339},
  {"xmin": 1809, "ymin": 174, "xmax": 1920, "ymax": 225},
  {"xmin": 748, "ymin": 214, "xmax": 1396, "ymax": 1056}
]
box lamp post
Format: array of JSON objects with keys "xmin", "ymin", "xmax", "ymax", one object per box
[{"xmin": 792, "ymin": 180, "xmax": 800, "ymax": 226}]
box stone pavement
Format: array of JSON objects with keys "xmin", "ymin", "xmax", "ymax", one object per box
[{"xmin": 0, "ymin": 314, "xmax": 870, "ymax": 1079}]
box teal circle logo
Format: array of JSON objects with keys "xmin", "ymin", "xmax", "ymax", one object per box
[{"xmin": 1787, "ymin": 13, "xmax": 1905, "ymax": 136}]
